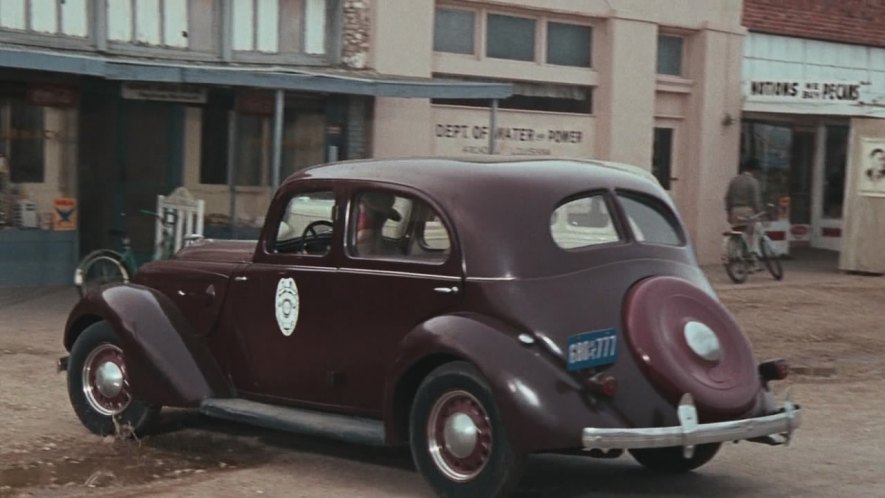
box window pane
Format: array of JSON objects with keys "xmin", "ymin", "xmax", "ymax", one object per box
[
  {"xmin": 350, "ymin": 192, "xmax": 450, "ymax": 262},
  {"xmin": 8, "ymin": 101, "xmax": 45, "ymax": 183},
  {"xmin": 276, "ymin": 191, "xmax": 335, "ymax": 254},
  {"xmin": 232, "ymin": 0, "xmax": 255, "ymax": 50},
  {"xmin": 550, "ymin": 195, "xmax": 620, "ymax": 249},
  {"xmin": 434, "ymin": 8, "xmax": 475, "ymax": 54},
  {"xmin": 200, "ymin": 106, "xmax": 229, "ymax": 184},
  {"xmin": 618, "ymin": 192, "xmax": 684, "ymax": 246},
  {"xmin": 281, "ymin": 111, "xmax": 326, "ymax": 180},
  {"xmin": 547, "ymin": 22, "xmax": 591, "ymax": 67},
  {"xmin": 823, "ymin": 125, "xmax": 848, "ymax": 219},
  {"xmin": 235, "ymin": 114, "xmax": 265, "ymax": 186},
  {"xmin": 740, "ymin": 121, "xmax": 792, "ymax": 219},
  {"xmin": 486, "ymin": 14, "xmax": 535, "ymax": 61},
  {"xmin": 657, "ymin": 35, "xmax": 683, "ymax": 76}
]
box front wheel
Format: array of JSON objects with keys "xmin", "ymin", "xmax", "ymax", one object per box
[
  {"xmin": 75, "ymin": 250, "xmax": 131, "ymax": 297},
  {"xmin": 410, "ymin": 362, "xmax": 525, "ymax": 498},
  {"xmin": 629, "ymin": 443, "xmax": 721, "ymax": 473},
  {"xmin": 759, "ymin": 237, "xmax": 784, "ymax": 280},
  {"xmin": 67, "ymin": 321, "xmax": 159, "ymax": 437},
  {"xmin": 723, "ymin": 236, "xmax": 749, "ymax": 284}
]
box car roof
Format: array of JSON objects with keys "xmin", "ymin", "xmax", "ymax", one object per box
[
  {"xmin": 285, "ymin": 157, "xmax": 658, "ymax": 191},
  {"xmin": 283, "ymin": 158, "xmax": 686, "ymax": 278}
]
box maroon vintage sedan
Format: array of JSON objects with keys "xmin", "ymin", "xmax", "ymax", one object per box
[{"xmin": 60, "ymin": 158, "xmax": 800, "ymax": 497}]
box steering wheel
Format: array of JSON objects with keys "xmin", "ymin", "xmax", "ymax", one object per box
[{"xmin": 301, "ymin": 220, "xmax": 334, "ymax": 242}]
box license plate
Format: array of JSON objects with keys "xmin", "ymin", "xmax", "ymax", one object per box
[{"xmin": 567, "ymin": 328, "xmax": 618, "ymax": 371}]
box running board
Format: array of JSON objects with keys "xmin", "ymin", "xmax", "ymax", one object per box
[{"xmin": 199, "ymin": 398, "xmax": 386, "ymax": 447}]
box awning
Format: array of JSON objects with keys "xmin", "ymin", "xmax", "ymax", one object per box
[{"xmin": 0, "ymin": 45, "xmax": 512, "ymax": 99}]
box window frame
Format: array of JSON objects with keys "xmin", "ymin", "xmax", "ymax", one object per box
[
  {"xmin": 656, "ymin": 33, "xmax": 686, "ymax": 77},
  {"xmin": 433, "ymin": 4, "xmax": 595, "ymax": 69}
]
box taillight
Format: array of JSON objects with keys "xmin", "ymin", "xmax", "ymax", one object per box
[
  {"xmin": 759, "ymin": 358, "xmax": 790, "ymax": 381},
  {"xmin": 587, "ymin": 372, "xmax": 618, "ymax": 397}
]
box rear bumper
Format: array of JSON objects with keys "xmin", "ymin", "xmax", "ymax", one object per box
[{"xmin": 583, "ymin": 393, "xmax": 800, "ymax": 450}]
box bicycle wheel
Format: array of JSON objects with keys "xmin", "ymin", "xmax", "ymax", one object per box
[
  {"xmin": 723, "ymin": 236, "xmax": 750, "ymax": 284},
  {"xmin": 758, "ymin": 237, "xmax": 784, "ymax": 281},
  {"xmin": 74, "ymin": 250, "xmax": 131, "ymax": 296}
]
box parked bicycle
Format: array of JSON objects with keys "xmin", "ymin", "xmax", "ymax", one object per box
[
  {"xmin": 722, "ymin": 211, "xmax": 784, "ymax": 284},
  {"xmin": 74, "ymin": 209, "xmax": 178, "ymax": 296}
]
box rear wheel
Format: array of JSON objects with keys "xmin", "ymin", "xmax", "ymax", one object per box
[
  {"xmin": 410, "ymin": 362, "xmax": 524, "ymax": 498},
  {"xmin": 75, "ymin": 251, "xmax": 130, "ymax": 296},
  {"xmin": 723, "ymin": 236, "xmax": 749, "ymax": 284},
  {"xmin": 630, "ymin": 443, "xmax": 721, "ymax": 473},
  {"xmin": 67, "ymin": 321, "xmax": 159, "ymax": 436},
  {"xmin": 759, "ymin": 237, "xmax": 784, "ymax": 281}
]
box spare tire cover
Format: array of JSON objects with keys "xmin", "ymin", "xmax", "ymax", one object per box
[{"xmin": 624, "ymin": 276, "xmax": 758, "ymax": 416}]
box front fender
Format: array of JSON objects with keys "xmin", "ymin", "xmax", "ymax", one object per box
[
  {"xmin": 64, "ymin": 284, "xmax": 232, "ymax": 407},
  {"xmin": 384, "ymin": 313, "xmax": 627, "ymax": 453}
]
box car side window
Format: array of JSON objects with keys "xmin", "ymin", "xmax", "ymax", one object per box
[
  {"xmin": 550, "ymin": 193, "xmax": 621, "ymax": 249},
  {"xmin": 616, "ymin": 191, "xmax": 685, "ymax": 246},
  {"xmin": 275, "ymin": 191, "xmax": 335, "ymax": 255},
  {"xmin": 349, "ymin": 191, "xmax": 451, "ymax": 262}
]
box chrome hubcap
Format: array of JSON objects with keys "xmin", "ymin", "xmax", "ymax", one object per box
[
  {"xmin": 95, "ymin": 361, "xmax": 124, "ymax": 398},
  {"xmin": 443, "ymin": 413, "xmax": 478, "ymax": 459},
  {"xmin": 427, "ymin": 390, "xmax": 492, "ymax": 482},
  {"xmin": 82, "ymin": 344, "xmax": 131, "ymax": 416},
  {"xmin": 684, "ymin": 321, "xmax": 722, "ymax": 362}
]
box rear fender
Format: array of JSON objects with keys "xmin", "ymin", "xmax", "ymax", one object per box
[
  {"xmin": 384, "ymin": 313, "xmax": 625, "ymax": 453},
  {"xmin": 64, "ymin": 284, "xmax": 232, "ymax": 407}
]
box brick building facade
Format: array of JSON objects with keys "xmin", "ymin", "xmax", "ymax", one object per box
[{"xmin": 744, "ymin": 0, "xmax": 885, "ymax": 48}]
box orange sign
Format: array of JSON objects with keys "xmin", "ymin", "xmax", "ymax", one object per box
[{"xmin": 52, "ymin": 197, "xmax": 77, "ymax": 231}]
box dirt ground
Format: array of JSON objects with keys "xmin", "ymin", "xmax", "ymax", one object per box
[{"xmin": 1, "ymin": 250, "xmax": 885, "ymax": 497}]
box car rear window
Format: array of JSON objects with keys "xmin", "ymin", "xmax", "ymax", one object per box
[
  {"xmin": 617, "ymin": 191, "xmax": 685, "ymax": 246},
  {"xmin": 550, "ymin": 194, "xmax": 621, "ymax": 249}
]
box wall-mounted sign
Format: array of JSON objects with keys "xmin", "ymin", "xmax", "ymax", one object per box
[
  {"xmin": 28, "ymin": 85, "xmax": 78, "ymax": 107},
  {"xmin": 122, "ymin": 83, "xmax": 207, "ymax": 104},
  {"xmin": 745, "ymin": 80, "xmax": 866, "ymax": 103},
  {"xmin": 858, "ymin": 137, "xmax": 885, "ymax": 197},
  {"xmin": 236, "ymin": 91, "xmax": 274, "ymax": 116},
  {"xmin": 433, "ymin": 107, "xmax": 594, "ymax": 158},
  {"xmin": 52, "ymin": 197, "xmax": 77, "ymax": 231}
]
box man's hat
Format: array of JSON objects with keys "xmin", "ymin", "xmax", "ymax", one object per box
[{"xmin": 362, "ymin": 192, "xmax": 402, "ymax": 221}]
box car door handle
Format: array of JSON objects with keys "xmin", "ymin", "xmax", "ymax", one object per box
[
  {"xmin": 234, "ymin": 276, "xmax": 248, "ymax": 282},
  {"xmin": 434, "ymin": 286, "xmax": 459, "ymax": 294}
]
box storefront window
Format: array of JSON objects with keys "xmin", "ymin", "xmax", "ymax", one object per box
[
  {"xmin": 823, "ymin": 125, "xmax": 848, "ymax": 219},
  {"xmin": 740, "ymin": 121, "xmax": 792, "ymax": 219},
  {"xmin": 0, "ymin": 100, "xmax": 45, "ymax": 183},
  {"xmin": 200, "ymin": 99, "xmax": 327, "ymax": 186}
]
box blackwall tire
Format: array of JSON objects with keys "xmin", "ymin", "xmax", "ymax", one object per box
[
  {"xmin": 409, "ymin": 361, "xmax": 524, "ymax": 498},
  {"xmin": 67, "ymin": 321, "xmax": 159, "ymax": 437},
  {"xmin": 629, "ymin": 443, "xmax": 721, "ymax": 473}
]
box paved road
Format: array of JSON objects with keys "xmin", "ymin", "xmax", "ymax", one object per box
[{"xmin": 1, "ymin": 252, "xmax": 884, "ymax": 497}]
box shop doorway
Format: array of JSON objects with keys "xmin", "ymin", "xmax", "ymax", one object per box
[{"xmin": 78, "ymin": 92, "xmax": 182, "ymax": 260}]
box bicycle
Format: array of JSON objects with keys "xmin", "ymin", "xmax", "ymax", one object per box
[
  {"xmin": 722, "ymin": 211, "xmax": 784, "ymax": 284},
  {"xmin": 74, "ymin": 209, "xmax": 178, "ymax": 296}
]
